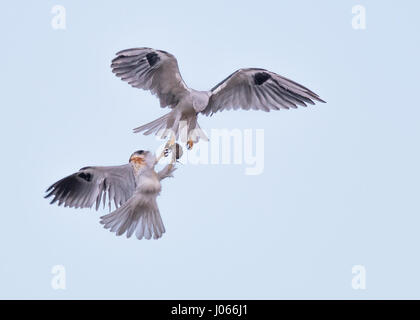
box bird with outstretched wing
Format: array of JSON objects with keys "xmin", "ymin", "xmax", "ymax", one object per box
[
  {"xmin": 45, "ymin": 144, "xmax": 182, "ymax": 240},
  {"xmin": 111, "ymin": 47, "xmax": 325, "ymax": 149}
]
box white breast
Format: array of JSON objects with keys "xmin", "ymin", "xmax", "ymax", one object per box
[{"xmin": 137, "ymin": 172, "xmax": 161, "ymax": 194}]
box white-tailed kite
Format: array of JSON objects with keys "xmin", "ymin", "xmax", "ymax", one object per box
[
  {"xmin": 111, "ymin": 47, "xmax": 326, "ymax": 149},
  {"xmin": 45, "ymin": 145, "xmax": 181, "ymax": 240}
]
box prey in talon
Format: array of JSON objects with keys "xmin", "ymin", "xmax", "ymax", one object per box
[
  {"xmin": 164, "ymin": 142, "xmax": 183, "ymax": 160},
  {"xmin": 157, "ymin": 135, "xmax": 181, "ymax": 163},
  {"xmin": 45, "ymin": 148, "xmax": 180, "ymax": 240}
]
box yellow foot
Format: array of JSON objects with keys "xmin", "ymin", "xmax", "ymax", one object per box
[
  {"xmin": 167, "ymin": 135, "xmax": 176, "ymax": 148},
  {"xmin": 187, "ymin": 140, "xmax": 194, "ymax": 150}
]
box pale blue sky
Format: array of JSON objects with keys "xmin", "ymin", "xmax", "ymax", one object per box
[{"xmin": 1, "ymin": 0, "xmax": 419, "ymax": 299}]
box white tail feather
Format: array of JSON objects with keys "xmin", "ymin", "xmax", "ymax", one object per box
[
  {"xmin": 100, "ymin": 196, "xmax": 165, "ymax": 240},
  {"xmin": 133, "ymin": 112, "xmax": 208, "ymax": 142}
]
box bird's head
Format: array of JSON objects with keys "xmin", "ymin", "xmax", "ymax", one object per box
[{"xmin": 129, "ymin": 150, "xmax": 156, "ymax": 169}]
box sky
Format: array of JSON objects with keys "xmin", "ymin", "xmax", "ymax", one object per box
[{"xmin": 1, "ymin": 0, "xmax": 420, "ymax": 299}]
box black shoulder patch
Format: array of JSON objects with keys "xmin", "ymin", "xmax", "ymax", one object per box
[
  {"xmin": 78, "ymin": 172, "xmax": 92, "ymax": 182},
  {"xmin": 146, "ymin": 52, "xmax": 159, "ymax": 66},
  {"xmin": 253, "ymin": 72, "xmax": 271, "ymax": 85}
]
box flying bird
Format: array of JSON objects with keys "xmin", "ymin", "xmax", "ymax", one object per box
[
  {"xmin": 111, "ymin": 47, "xmax": 326, "ymax": 149},
  {"xmin": 45, "ymin": 145, "xmax": 181, "ymax": 240}
]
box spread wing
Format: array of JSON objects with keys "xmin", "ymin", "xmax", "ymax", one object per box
[
  {"xmin": 201, "ymin": 68, "xmax": 325, "ymax": 116},
  {"xmin": 111, "ymin": 47, "xmax": 190, "ymax": 108},
  {"xmin": 45, "ymin": 164, "xmax": 136, "ymax": 210}
]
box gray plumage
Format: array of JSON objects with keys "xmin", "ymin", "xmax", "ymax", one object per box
[
  {"xmin": 45, "ymin": 164, "xmax": 136, "ymax": 211},
  {"xmin": 45, "ymin": 150, "xmax": 177, "ymax": 240},
  {"xmin": 111, "ymin": 47, "xmax": 325, "ymax": 144}
]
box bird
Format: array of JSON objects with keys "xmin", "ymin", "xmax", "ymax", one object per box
[
  {"xmin": 45, "ymin": 145, "xmax": 182, "ymax": 240},
  {"xmin": 111, "ymin": 47, "xmax": 326, "ymax": 149}
]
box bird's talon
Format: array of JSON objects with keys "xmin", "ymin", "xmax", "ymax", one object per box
[{"xmin": 187, "ymin": 140, "xmax": 193, "ymax": 150}]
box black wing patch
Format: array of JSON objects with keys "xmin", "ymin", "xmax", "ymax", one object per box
[
  {"xmin": 254, "ymin": 72, "xmax": 271, "ymax": 85},
  {"xmin": 77, "ymin": 172, "xmax": 92, "ymax": 182},
  {"xmin": 146, "ymin": 52, "xmax": 159, "ymax": 67}
]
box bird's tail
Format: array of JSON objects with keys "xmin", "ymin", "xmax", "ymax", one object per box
[
  {"xmin": 133, "ymin": 112, "xmax": 209, "ymax": 143},
  {"xmin": 100, "ymin": 195, "xmax": 165, "ymax": 240},
  {"xmin": 133, "ymin": 112, "xmax": 172, "ymax": 138},
  {"xmin": 188, "ymin": 121, "xmax": 209, "ymax": 143},
  {"xmin": 177, "ymin": 116, "xmax": 209, "ymax": 143}
]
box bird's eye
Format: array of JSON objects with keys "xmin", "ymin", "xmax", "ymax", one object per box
[{"xmin": 136, "ymin": 150, "xmax": 144, "ymax": 155}]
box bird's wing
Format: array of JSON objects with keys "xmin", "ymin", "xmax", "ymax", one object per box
[
  {"xmin": 111, "ymin": 47, "xmax": 190, "ymax": 109},
  {"xmin": 45, "ymin": 164, "xmax": 136, "ymax": 210},
  {"xmin": 201, "ymin": 68, "xmax": 325, "ymax": 116},
  {"xmin": 100, "ymin": 191, "xmax": 165, "ymax": 240}
]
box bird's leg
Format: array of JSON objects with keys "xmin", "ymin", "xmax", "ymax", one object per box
[
  {"xmin": 169, "ymin": 144, "xmax": 177, "ymax": 165},
  {"xmin": 187, "ymin": 140, "xmax": 194, "ymax": 150},
  {"xmin": 160, "ymin": 141, "xmax": 179, "ymax": 171},
  {"xmin": 156, "ymin": 134, "xmax": 176, "ymax": 163},
  {"xmin": 166, "ymin": 134, "xmax": 176, "ymax": 151},
  {"xmin": 155, "ymin": 150, "xmax": 165, "ymax": 164}
]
